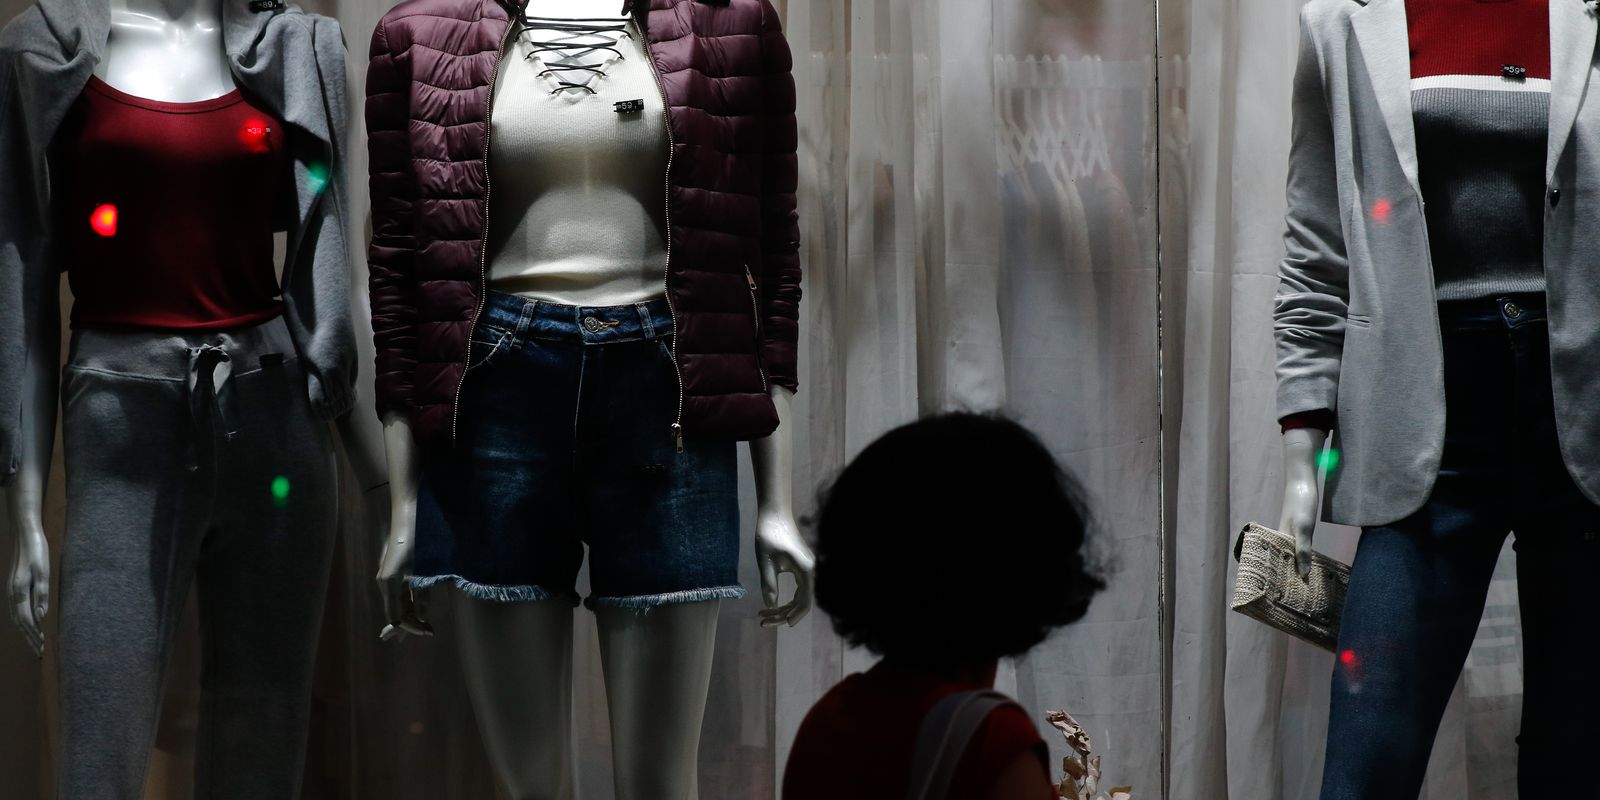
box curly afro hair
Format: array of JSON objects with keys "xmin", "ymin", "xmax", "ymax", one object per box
[{"xmin": 812, "ymin": 412, "xmax": 1104, "ymax": 667}]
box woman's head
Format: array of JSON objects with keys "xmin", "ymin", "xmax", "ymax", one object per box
[{"xmin": 812, "ymin": 412, "xmax": 1104, "ymax": 669}]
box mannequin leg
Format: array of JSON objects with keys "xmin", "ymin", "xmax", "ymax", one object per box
[
  {"xmin": 1317, "ymin": 502, "xmax": 1507, "ymax": 800},
  {"xmin": 456, "ymin": 598, "xmax": 577, "ymax": 800},
  {"xmin": 596, "ymin": 600, "xmax": 720, "ymax": 800},
  {"xmin": 191, "ymin": 359, "xmax": 338, "ymax": 799},
  {"xmin": 1508, "ymin": 332, "xmax": 1600, "ymax": 797},
  {"xmin": 57, "ymin": 367, "xmax": 199, "ymax": 799},
  {"xmin": 1514, "ymin": 524, "xmax": 1600, "ymax": 796}
]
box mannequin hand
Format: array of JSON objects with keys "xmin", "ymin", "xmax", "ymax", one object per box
[
  {"xmin": 755, "ymin": 511, "xmax": 814, "ymax": 628},
  {"xmin": 1278, "ymin": 427, "xmax": 1329, "ymax": 580},
  {"xmin": 8, "ymin": 516, "xmax": 49, "ymax": 657},
  {"xmin": 375, "ymin": 495, "xmax": 432, "ymax": 643}
]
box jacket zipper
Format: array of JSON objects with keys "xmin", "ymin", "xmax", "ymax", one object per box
[
  {"xmin": 451, "ymin": 9, "xmax": 518, "ymax": 445},
  {"xmin": 744, "ymin": 264, "xmax": 769, "ymax": 391},
  {"xmin": 634, "ymin": 13, "xmax": 687, "ymax": 453}
]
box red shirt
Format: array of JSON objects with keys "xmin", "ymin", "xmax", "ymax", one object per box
[
  {"xmin": 783, "ymin": 662, "xmax": 1052, "ymax": 799},
  {"xmin": 54, "ymin": 76, "xmax": 289, "ymax": 331}
]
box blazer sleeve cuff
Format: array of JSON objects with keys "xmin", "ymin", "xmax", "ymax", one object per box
[
  {"xmin": 1276, "ymin": 375, "xmax": 1339, "ymax": 425},
  {"xmin": 306, "ymin": 369, "xmax": 357, "ymax": 421},
  {"xmin": 1280, "ymin": 409, "xmax": 1336, "ymax": 433}
]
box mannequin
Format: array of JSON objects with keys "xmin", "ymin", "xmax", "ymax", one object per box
[
  {"xmin": 1274, "ymin": 2, "xmax": 1600, "ymax": 798},
  {"xmin": 365, "ymin": 1, "xmax": 811, "ymax": 798},
  {"xmin": 1, "ymin": 0, "xmax": 380, "ymax": 794},
  {"xmin": 7, "ymin": 0, "xmax": 232, "ymax": 659}
]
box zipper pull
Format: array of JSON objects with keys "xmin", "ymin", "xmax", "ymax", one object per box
[
  {"xmin": 671, "ymin": 423, "xmax": 685, "ymax": 453},
  {"xmin": 744, "ymin": 265, "xmax": 757, "ymax": 291}
]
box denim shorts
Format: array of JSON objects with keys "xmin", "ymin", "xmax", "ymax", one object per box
[{"xmin": 409, "ymin": 291, "xmax": 744, "ymax": 609}]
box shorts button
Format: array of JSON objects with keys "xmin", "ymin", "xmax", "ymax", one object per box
[
  {"xmin": 583, "ymin": 316, "xmax": 604, "ymax": 333},
  {"xmin": 1504, "ymin": 301, "xmax": 1523, "ymax": 318}
]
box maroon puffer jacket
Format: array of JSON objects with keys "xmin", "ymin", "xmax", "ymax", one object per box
[{"xmin": 365, "ymin": 0, "xmax": 800, "ymax": 451}]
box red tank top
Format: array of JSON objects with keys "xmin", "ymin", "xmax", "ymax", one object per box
[{"xmin": 53, "ymin": 76, "xmax": 289, "ymax": 331}]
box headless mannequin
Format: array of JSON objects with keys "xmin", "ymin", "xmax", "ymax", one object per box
[
  {"xmin": 1278, "ymin": 428, "xmax": 1328, "ymax": 578},
  {"xmin": 4, "ymin": 0, "xmax": 389, "ymax": 658},
  {"xmin": 374, "ymin": 3, "xmax": 813, "ymax": 795}
]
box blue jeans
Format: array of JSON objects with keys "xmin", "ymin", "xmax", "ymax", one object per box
[
  {"xmin": 410, "ymin": 291, "xmax": 744, "ymax": 609},
  {"xmin": 1320, "ymin": 294, "xmax": 1600, "ymax": 799}
]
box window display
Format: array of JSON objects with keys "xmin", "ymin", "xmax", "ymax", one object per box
[{"xmin": 0, "ymin": 0, "xmax": 1584, "ymax": 798}]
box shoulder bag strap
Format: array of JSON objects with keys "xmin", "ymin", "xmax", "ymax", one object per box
[{"xmin": 905, "ymin": 689, "xmax": 1023, "ymax": 800}]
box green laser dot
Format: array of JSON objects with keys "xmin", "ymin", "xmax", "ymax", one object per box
[
  {"xmin": 272, "ymin": 476, "xmax": 291, "ymax": 505},
  {"xmin": 307, "ymin": 163, "xmax": 330, "ymax": 194},
  {"xmin": 1317, "ymin": 449, "xmax": 1342, "ymax": 473}
]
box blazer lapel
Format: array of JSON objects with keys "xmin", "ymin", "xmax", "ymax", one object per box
[
  {"xmin": 1351, "ymin": 0, "xmax": 1421, "ymax": 197},
  {"xmin": 1548, "ymin": 0, "xmax": 1598, "ymax": 183}
]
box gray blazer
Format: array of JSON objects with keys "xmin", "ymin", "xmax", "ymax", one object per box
[
  {"xmin": 0, "ymin": 0, "xmax": 356, "ymax": 487},
  {"xmin": 1276, "ymin": 0, "xmax": 1600, "ymax": 527}
]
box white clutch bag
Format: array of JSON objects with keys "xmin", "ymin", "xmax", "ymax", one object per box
[{"xmin": 1230, "ymin": 522, "xmax": 1351, "ymax": 652}]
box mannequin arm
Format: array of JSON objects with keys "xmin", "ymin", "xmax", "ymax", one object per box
[
  {"xmin": 332, "ymin": 282, "xmax": 391, "ymax": 495},
  {"xmin": 333, "ymin": 385, "xmax": 390, "ymax": 495},
  {"xmin": 752, "ymin": 386, "xmax": 814, "ymax": 627},
  {"xmin": 1277, "ymin": 427, "xmax": 1329, "ymax": 579},
  {"xmin": 374, "ymin": 411, "xmax": 430, "ymax": 641},
  {"xmin": 6, "ymin": 301, "xmax": 59, "ymax": 657}
]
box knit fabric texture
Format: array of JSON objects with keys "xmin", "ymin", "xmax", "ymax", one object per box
[{"xmin": 1409, "ymin": 0, "xmax": 1551, "ymax": 301}]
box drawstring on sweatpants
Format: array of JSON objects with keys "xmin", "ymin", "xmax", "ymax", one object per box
[{"xmin": 184, "ymin": 345, "xmax": 239, "ymax": 470}]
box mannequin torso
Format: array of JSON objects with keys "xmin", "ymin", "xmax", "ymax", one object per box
[
  {"xmin": 486, "ymin": 0, "xmax": 671, "ymax": 305},
  {"xmin": 97, "ymin": 0, "xmax": 233, "ymax": 102}
]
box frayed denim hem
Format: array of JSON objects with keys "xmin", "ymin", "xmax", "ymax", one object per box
[
  {"xmin": 586, "ymin": 585, "xmax": 746, "ymax": 611},
  {"xmin": 407, "ymin": 574, "xmax": 581, "ymax": 606}
]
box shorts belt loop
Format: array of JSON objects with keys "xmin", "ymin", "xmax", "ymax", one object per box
[
  {"xmin": 517, "ymin": 297, "xmax": 538, "ymax": 339},
  {"xmin": 637, "ymin": 302, "xmax": 656, "ymax": 340}
]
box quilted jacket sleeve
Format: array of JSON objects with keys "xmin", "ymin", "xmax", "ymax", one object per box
[
  {"xmin": 1274, "ymin": 10, "xmax": 1349, "ymax": 424},
  {"xmin": 364, "ymin": 17, "xmax": 419, "ymax": 419},
  {"xmin": 756, "ymin": 0, "xmax": 801, "ymax": 393}
]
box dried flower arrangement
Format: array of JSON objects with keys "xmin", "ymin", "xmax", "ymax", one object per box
[{"xmin": 1046, "ymin": 710, "xmax": 1133, "ymax": 800}]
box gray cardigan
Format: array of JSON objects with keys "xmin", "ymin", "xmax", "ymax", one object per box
[
  {"xmin": 1276, "ymin": 0, "xmax": 1600, "ymax": 526},
  {"xmin": 0, "ymin": 0, "xmax": 355, "ymax": 486}
]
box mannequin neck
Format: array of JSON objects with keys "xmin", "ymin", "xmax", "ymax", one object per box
[{"xmin": 112, "ymin": 0, "xmax": 222, "ymax": 26}]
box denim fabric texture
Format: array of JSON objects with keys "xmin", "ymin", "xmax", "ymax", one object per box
[
  {"xmin": 1320, "ymin": 294, "xmax": 1600, "ymax": 800},
  {"xmin": 411, "ymin": 291, "xmax": 744, "ymax": 609}
]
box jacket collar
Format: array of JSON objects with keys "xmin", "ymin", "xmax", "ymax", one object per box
[{"xmin": 1351, "ymin": 0, "xmax": 1598, "ymax": 196}]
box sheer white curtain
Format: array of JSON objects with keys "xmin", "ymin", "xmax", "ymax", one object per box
[
  {"xmin": 1163, "ymin": 2, "xmax": 1524, "ymax": 798},
  {"xmin": 777, "ymin": 0, "xmax": 1164, "ymax": 791}
]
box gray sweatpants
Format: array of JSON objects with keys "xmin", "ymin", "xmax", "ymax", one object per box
[{"xmin": 57, "ymin": 316, "xmax": 338, "ymax": 800}]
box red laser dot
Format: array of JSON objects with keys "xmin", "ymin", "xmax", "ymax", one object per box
[
  {"xmin": 239, "ymin": 118, "xmax": 272, "ymax": 153},
  {"xmin": 89, "ymin": 204, "xmax": 117, "ymax": 237},
  {"xmin": 1371, "ymin": 198, "xmax": 1392, "ymax": 224},
  {"xmin": 1340, "ymin": 649, "xmax": 1359, "ymax": 668}
]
